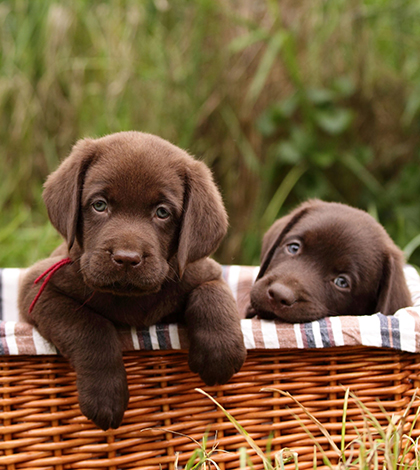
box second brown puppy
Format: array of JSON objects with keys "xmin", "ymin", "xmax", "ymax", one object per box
[{"xmin": 247, "ymin": 199, "xmax": 412, "ymax": 322}]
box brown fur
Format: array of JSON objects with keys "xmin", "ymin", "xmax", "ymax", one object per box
[
  {"xmin": 19, "ymin": 131, "xmax": 246, "ymax": 430},
  {"xmin": 246, "ymin": 199, "xmax": 412, "ymax": 322}
]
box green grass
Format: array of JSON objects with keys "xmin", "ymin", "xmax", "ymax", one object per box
[
  {"xmin": 1, "ymin": 0, "xmax": 420, "ymax": 267},
  {"xmin": 177, "ymin": 388, "xmax": 420, "ymax": 470}
]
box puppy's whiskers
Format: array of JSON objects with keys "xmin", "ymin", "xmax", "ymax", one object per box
[
  {"xmin": 166, "ymin": 265, "xmax": 181, "ymax": 283},
  {"xmin": 325, "ymin": 307, "xmax": 344, "ymax": 317}
]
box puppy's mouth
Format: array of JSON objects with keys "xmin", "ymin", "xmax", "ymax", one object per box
[
  {"xmin": 88, "ymin": 279, "xmax": 163, "ymax": 296},
  {"xmin": 80, "ymin": 251, "xmax": 170, "ymax": 296},
  {"xmin": 249, "ymin": 292, "xmax": 330, "ymax": 323}
]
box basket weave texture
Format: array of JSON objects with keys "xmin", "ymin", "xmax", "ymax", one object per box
[{"xmin": 2, "ymin": 347, "xmax": 420, "ymax": 469}]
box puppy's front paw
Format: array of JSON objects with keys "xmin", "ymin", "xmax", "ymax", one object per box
[
  {"xmin": 189, "ymin": 334, "xmax": 246, "ymax": 386},
  {"xmin": 77, "ymin": 367, "xmax": 129, "ymax": 431}
]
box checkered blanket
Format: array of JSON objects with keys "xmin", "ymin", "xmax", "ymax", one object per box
[{"xmin": 1, "ymin": 265, "xmax": 420, "ymax": 354}]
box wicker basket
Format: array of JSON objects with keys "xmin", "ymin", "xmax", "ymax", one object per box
[
  {"xmin": 2, "ymin": 347, "xmax": 420, "ymax": 469},
  {"xmin": 1, "ymin": 266, "xmax": 420, "ymax": 469}
]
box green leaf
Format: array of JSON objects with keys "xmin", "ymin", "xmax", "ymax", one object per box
[
  {"xmin": 290, "ymin": 126, "xmax": 313, "ymax": 153},
  {"xmin": 309, "ymin": 151, "xmax": 336, "ymax": 168},
  {"xmin": 306, "ymin": 87, "xmax": 335, "ymax": 106},
  {"xmin": 276, "ymin": 94, "xmax": 298, "ymax": 119},
  {"xmin": 275, "ymin": 141, "xmax": 302, "ymax": 164},
  {"xmin": 315, "ymin": 108, "xmax": 353, "ymax": 135},
  {"xmin": 257, "ymin": 95, "xmax": 299, "ymax": 136},
  {"xmin": 256, "ymin": 111, "xmax": 278, "ymax": 136},
  {"xmin": 332, "ymin": 76, "xmax": 355, "ymax": 98},
  {"xmin": 354, "ymin": 145, "xmax": 374, "ymax": 165}
]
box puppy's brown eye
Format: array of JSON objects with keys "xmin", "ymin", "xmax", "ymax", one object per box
[
  {"xmin": 92, "ymin": 200, "xmax": 107, "ymax": 212},
  {"xmin": 334, "ymin": 276, "xmax": 350, "ymax": 289},
  {"xmin": 156, "ymin": 207, "xmax": 170, "ymax": 219},
  {"xmin": 286, "ymin": 242, "xmax": 300, "ymax": 255}
]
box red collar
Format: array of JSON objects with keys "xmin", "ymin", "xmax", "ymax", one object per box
[{"xmin": 29, "ymin": 257, "xmax": 72, "ymax": 314}]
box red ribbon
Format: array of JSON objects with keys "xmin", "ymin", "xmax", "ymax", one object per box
[{"xmin": 29, "ymin": 257, "xmax": 72, "ymax": 314}]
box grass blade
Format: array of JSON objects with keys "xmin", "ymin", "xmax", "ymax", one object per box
[
  {"xmin": 261, "ymin": 163, "xmax": 307, "ymax": 229},
  {"xmin": 404, "ymin": 234, "xmax": 420, "ymax": 261},
  {"xmin": 341, "ymin": 388, "xmax": 350, "ymax": 463},
  {"xmin": 195, "ymin": 388, "xmax": 273, "ymax": 469},
  {"xmin": 262, "ymin": 388, "xmax": 341, "ymax": 456},
  {"xmin": 247, "ymin": 30, "xmax": 286, "ymax": 105},
  {"xmin": 341, "ymin": 152, "xmax": 382, "ymax": 195},
  {"xmin": 275, "ymin": 448, "xmax": 298, "ymax": 470},
  {"xmin": 221, "ymin": 105, "xmax": 261, "ymax": 174}
]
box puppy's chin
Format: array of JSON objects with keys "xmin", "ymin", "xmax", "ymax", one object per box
[
  {"xmin": 84, "ymin": 280, "xmax": 163, "ymax": 297},
  {"xmin": 249, "ymin": 301, "xmax": 330, "ymax": 323}
]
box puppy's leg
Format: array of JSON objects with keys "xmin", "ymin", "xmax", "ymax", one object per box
[
  {"xmin": 185, "ymin": 280, "xmax": 246, "ymax": 385},
  {"xmin": 20, "ymin": 286, "xmax": 128, "ymax": 430}
]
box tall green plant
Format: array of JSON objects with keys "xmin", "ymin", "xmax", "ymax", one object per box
[
  {"xmin": 2, "ymin": 0, "xmax": 420, "ymax": 267},
  {"xmin": 227, "ymin": 0, "xmax": 420, "ymax": 265},
  {"xmin": 0, "ymin": 0, "xmax": 230, "ymax": 266}
]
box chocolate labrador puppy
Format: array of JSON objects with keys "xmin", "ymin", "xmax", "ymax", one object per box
[
  {"xmin": 19, "ymin": 131, "xmax": 246, "ymax": 430},
  {"xmin": 247, "ymin": 199, "xmax": 412, "ymax": 322}
]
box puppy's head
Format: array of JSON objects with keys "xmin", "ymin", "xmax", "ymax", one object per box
[
  {"xmin": 247, "ymin": 200, "xmax": 412, "ymax": 322},
  {"xmin": 43, "ymin": 131, "xmax": 227, "ymax": 295}
]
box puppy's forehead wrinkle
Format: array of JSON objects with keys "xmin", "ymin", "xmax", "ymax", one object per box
[
  {"xmin": 83, "ymin": 160, "xmax": 185, "ymax": 213},
  {"xmin": 94, "ymin": 130, "xmax": 194, "ymax": 162},
  {"xmin": 305, "ymin": 205, "xmax": 390, "ymax": 244},
  {"xmin": 292, "ymin": 213, "xmax": 384, "ymax": 256}
]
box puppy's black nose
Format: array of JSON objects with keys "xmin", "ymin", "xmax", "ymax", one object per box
[
  {"xmin": 112, "ymin": 250, "xmax": 142, "ymax": 267},
  {"xmin": 267, "ymin": 283, "xmax": 296, "ymax": 306}
]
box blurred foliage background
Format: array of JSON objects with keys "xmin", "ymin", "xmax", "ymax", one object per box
[{"xmin": 1, "ymin": 0, "xmax": 420, "ymax": 268}]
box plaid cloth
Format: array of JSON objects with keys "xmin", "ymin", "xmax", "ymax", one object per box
[{"xmin": 1, "ymin": 265, "xmax": 420, "ymax": 354}]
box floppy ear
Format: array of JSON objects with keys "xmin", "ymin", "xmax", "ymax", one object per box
[
  {"xmin": 260, "ymin": 216, "xmax": 293, "ymax": 263},
  {"xmin": 260, "ymin": 199, "xmax": 325, "ymax": 263},
  {"xmin": 256, "ymin": 204, "xmax": 311, "ymax": 281},
  {"xmin": 43, "ymin": 138, "xmax": 96, "ymax": 250},
  {"xmin": 177, "ymin": 160, "xmax": 228, "ymax": 274},
  {"xmin": 375, "ymin": 250, "xmax": 412, "ymax": 315}
]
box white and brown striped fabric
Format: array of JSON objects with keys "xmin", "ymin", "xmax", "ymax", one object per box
[{"xmin": 1, "ymin": 265, "xmax": 420, "ymax": 354}]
